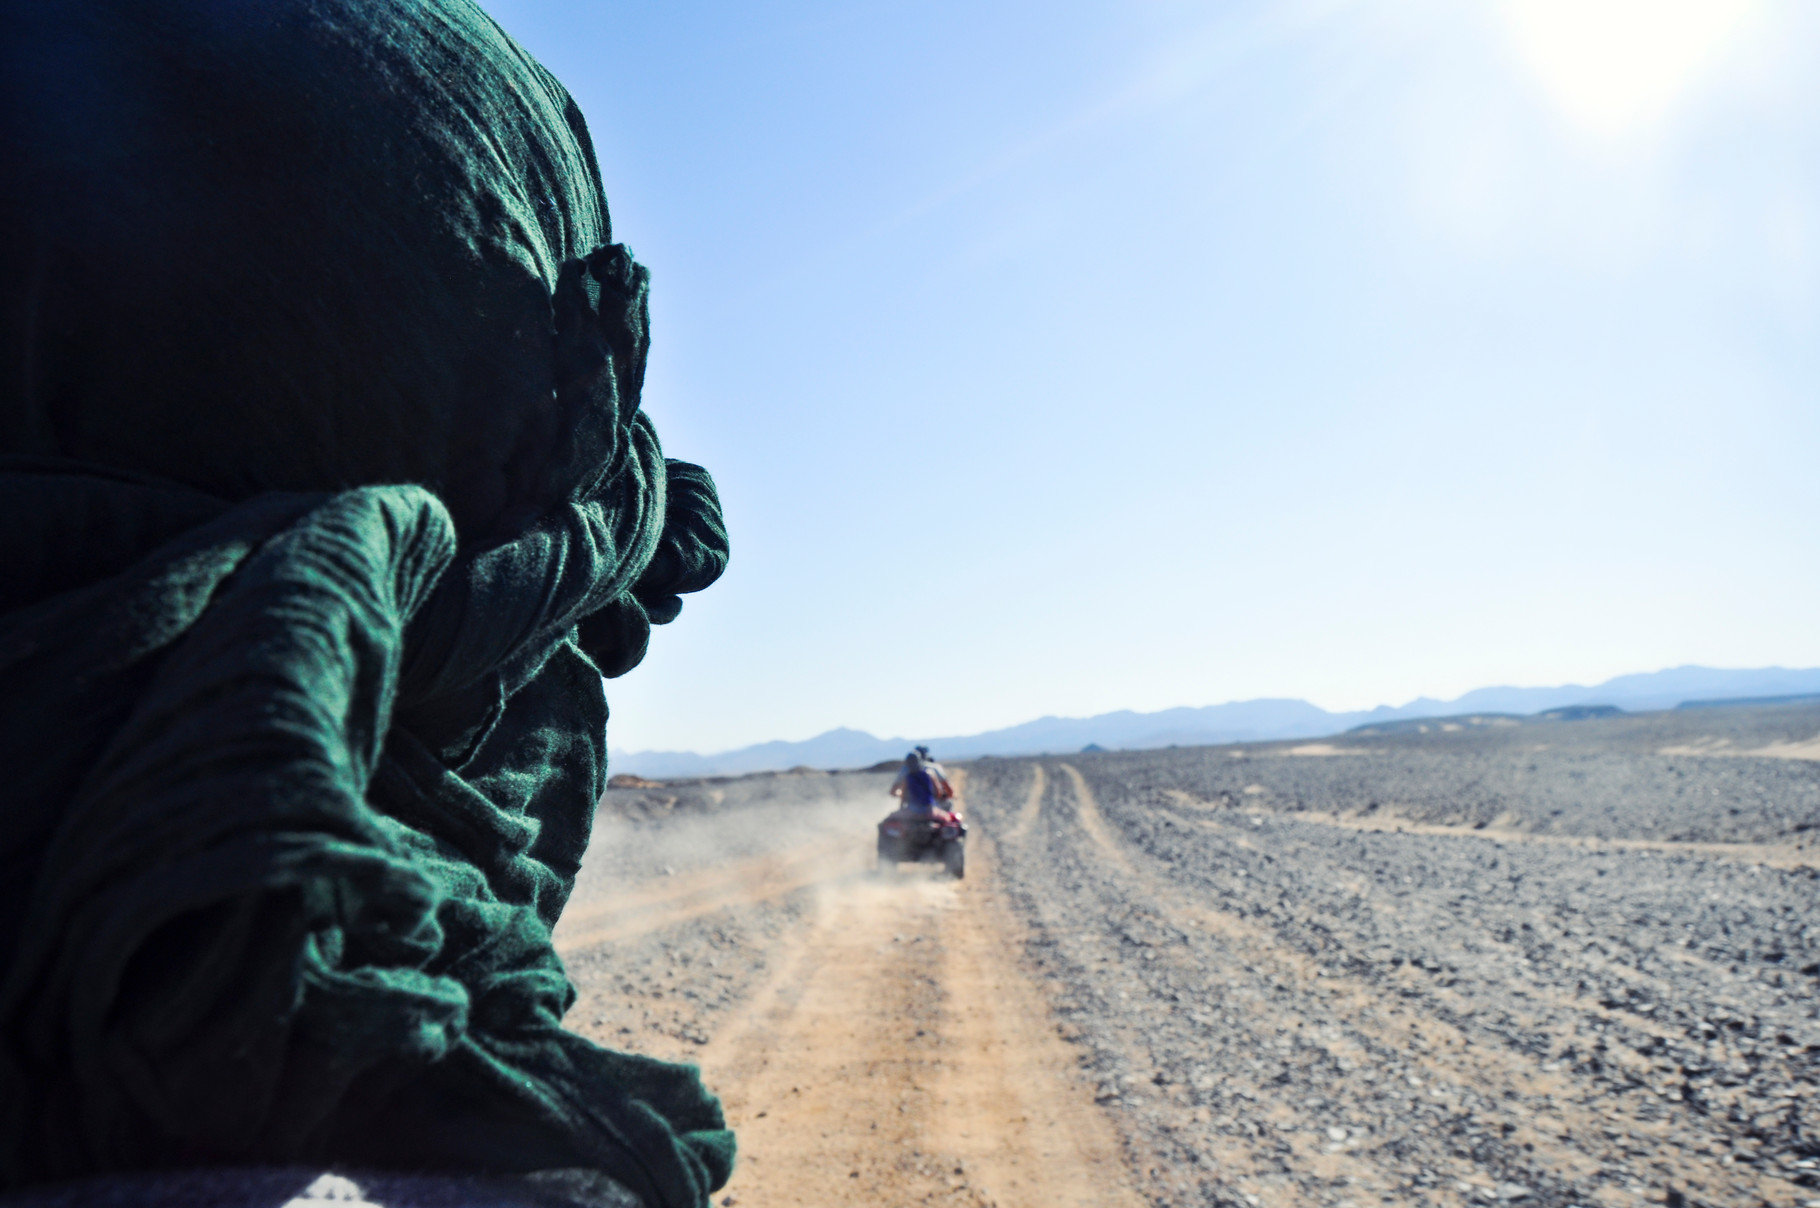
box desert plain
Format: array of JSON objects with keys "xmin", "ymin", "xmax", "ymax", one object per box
[{"xmin": 555, "ymin": 703, "xmax": 1820, "ymax": 1208}]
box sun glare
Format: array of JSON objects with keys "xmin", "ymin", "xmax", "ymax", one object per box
[{"xmin": 1496, "ymin": 0, "xmax": 1763, "ymax": 138}]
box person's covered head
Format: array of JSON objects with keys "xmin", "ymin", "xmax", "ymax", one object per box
[
  {"xmin": 0, "ymin": 3, "xmax": 736, "ymax": 1197},
  {"xmin": 1, "ymin": 0, "xmax": 687, "ymax": 548}
]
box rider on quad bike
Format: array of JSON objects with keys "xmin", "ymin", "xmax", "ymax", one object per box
[
  {"xmin": 878, "ymin": 751, "xmax": 966, "ymax": 877},
  {"xmin": 914, "ymin": 745, "xmax": 951, "ymax": 797}
]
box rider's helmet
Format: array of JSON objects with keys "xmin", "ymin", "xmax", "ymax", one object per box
[{"xmin": 915, "ymin": 745, "xmax": 932, "ymax": 761}]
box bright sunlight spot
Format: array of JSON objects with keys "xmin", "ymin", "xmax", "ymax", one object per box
[{"xmin": 1497, "ymin": 0, "xmax": 1762, "ymax": 137}]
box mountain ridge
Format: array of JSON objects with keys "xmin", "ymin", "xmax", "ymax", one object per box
[{"xmin": 609, "ymin": 664, "xmax": 1820, "ymax": 778}]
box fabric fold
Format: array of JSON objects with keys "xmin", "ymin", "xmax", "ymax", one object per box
[
  {"xmin": 0, "ymin": 1, "xmax": 735, "ymax": 1201},
  {"xmin": 0, "ymin": 473, "xmax": 733, "ymax": 1208}
]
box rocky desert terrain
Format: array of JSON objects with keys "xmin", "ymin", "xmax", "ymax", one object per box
[{"xmin": 555, "ymin": 703, "xmax": 1820, "ymax": 1208}]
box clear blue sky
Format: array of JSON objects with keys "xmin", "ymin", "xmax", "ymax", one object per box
[{"xmin": 481, "ymin": 0, "xmax": 1820, "ymax": 755}]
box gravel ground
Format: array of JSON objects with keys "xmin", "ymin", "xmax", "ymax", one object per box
[
  {"xmin": 1060, "ymin": 704, "xmax": 1820, "ymax": 845},
  {"xmin": 964, "ymin": 705, "xmax": 1820, "ymax": 1208},
  {"xmin": 559, "ymin": 705, "xmax": 1820, "ymax": 1208}
]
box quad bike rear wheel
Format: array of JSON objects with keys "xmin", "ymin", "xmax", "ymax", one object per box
[{"xmin": 943, "ymin": 838, "xmax": 965, "ymax": 879}]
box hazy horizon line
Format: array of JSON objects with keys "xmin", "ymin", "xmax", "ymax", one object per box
[{"xmin": 610, "ymin": 661, "xmax": 1820, "ymax": 760}]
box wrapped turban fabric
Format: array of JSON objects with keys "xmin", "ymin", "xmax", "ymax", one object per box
[{"xmin": 0, "ymin": 2, "xmax": 733, "ymax": 1206}]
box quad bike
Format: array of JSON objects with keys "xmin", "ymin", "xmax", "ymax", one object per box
[{"xmin": 876, "ymin": 807, "xmax": 966, "ymax": 878}]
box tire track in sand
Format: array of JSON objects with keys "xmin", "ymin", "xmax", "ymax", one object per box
[
  {"xmin": 1161, "ymin": 790, "xmax": 1820, "ymax": 871},
  {"xmin": 1007, "ymin": 765, "xmax": 1047, "ymax": 841},
  {"xmin": 1048, "ymin": 763, "xmax": 1808, "ymax": 1208},
  {"xmin": 1056, "ymin": 765, "xmax": 1134, "ymax": 876},
  {"xmin": 695, "ymin": 831, "xmax": 1143, "ymax": 1208}
]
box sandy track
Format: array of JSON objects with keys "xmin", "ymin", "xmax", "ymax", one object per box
[
  {"xmin": 1060, "ymin": 764, "xmax": 1135, "ymax": 876},
  {"xmin": 568, "ymin": 716, "xmax": 1820, "ymax": 1208},
  {"xmin": 1658, "ymin": 735, "xmax": 1820, "ymax": 761},
  {"xmin": 554, "ymin": 835, "xmax": 855, "ymax": 950},
  {"xmin": 695, "ymin": 833, "xmax": 1141, "ymax": 1208},
  {"xmin": 561, "ymin": 779, "xmax": 1141, "ymax": 1208},
  {"xmin": 1008, "ymin": 765, "xmax": 1047, "ymax": 841},
  {"xmin": 1157, "ymin": 791, "xmax": 1820, "ymax": 870}
]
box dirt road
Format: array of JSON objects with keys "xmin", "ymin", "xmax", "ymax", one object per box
[
  {"xmin": 558, "ymin": 708, "xmax": 1820, "ymax": 1208},
  {"xmin": 555, "ymin": 778, "xmax": 1142, "ymax": 1208}
]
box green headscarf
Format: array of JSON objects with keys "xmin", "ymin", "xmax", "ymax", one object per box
[{"xmin": 0, "ymin": 2, "xmax": 733, "ymax": 1205}]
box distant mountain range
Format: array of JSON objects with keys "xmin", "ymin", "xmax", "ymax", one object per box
[{"xmin": 608, "ymin": 665, "xmax": 1820, "ymax": 779}]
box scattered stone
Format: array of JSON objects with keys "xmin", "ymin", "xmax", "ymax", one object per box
[{"xmin": 568, "ymin": 714, "xmax": 1820, "ymax": 1208}]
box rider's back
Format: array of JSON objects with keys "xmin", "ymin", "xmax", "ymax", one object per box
[{"xmin": 902, "ymin": 767, "xmax": 938, "ymax": 809}]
